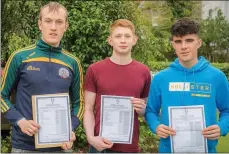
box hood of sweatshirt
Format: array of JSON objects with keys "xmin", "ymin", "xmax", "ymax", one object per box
[{"xmin": 169, "ymin": 56, "xmax": 209, "ymax": 73}]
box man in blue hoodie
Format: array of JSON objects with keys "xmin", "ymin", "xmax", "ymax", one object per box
[{"xmin": 145, "ymin": 18, "xmax": 229, "ymax": 153}]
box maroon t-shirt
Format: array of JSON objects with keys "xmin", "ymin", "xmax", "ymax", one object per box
[{"xmin": 84, "ymin": 58, "xmax": 151, "ymax": 152}]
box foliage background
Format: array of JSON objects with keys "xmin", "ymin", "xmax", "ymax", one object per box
[
  {"xmin": 1, "ymin": 0, "xmax": 229, "ymax": 153},
  {"xmin": 2, "ymin": 1, "xmax": 229, "ymax": 68}
]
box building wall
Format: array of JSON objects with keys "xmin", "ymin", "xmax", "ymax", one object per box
[{"xmin": 202, "ymin": 1, "xmax": 229, "ymax": 21}]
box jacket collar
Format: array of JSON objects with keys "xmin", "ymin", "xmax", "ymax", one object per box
[{"xmin": 36, "ymin": 39, "xmax": 62, "ymax": 53}]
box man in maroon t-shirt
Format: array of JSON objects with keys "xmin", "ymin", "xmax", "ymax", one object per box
[{"xmin": 83, "ymin": 19, "xmax": 151, "ymax": 153}]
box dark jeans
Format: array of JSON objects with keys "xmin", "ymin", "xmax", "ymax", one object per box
[{"xmin": 11, "ymin": 147, "xmax": 73, "ymax": 153}]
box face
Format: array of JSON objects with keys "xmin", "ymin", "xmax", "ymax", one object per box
[
  {"xmin": 172, "ymin": 34, "xmax": 202, "ymax": 68},
  {"xmin": 108, "ymin": 26, "xmax": 137, "ymax": 55},
  {"xmin": 38, "ymin": 7, "xmax": 68, "ymax": 47}
]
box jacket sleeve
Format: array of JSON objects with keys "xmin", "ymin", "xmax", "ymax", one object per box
[
  {"xmin": 1, "ymin": 52, "xmax": 25, "ymax": 125},
  {"xmin": 69, "ymin": 58, "xmax": 84, "ymax": 131},
  {"xmin": 145, "ymin": 75, "xmax": 161, "ymax": 134},
  {"xmin": 216, "ymin": 72, "xmax": 229, "ymax": 136}
]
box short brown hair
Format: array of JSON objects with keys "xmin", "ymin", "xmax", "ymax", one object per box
[
  {"xmin": 109, "ymin": 19, "xmax": 136, "ymax": 35},
  {"xmin": 39, "ymin": 2, "xmax": 68, "ymax": 21}
]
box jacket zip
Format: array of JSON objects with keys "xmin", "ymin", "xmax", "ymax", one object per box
[{"xmin": 48, "ymin": 48, "xmax": 51, "ymax": 80}]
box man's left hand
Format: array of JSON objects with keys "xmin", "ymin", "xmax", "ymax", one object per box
[
  {"xmin": 202, "ymin": 125, "xmax": 220, "ymax": 140},
  {"xmin": 61, "ymin": 131, "xmax": 76, "ymax": 150},
  {"xmin": 131, "ymin": 97, "xmax": 146, "ymax": 116}
]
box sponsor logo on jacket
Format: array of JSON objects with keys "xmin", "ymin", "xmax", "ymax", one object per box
[
  {"xmin": 27, "ymin": 65, "xmax": 40, "ymax": 71},
  {"xmin": 59, "ymin": 68, "xmax": 69, "ymax": 78}
]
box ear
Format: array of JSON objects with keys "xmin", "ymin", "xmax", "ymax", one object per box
[
  {"xmin": 132, "ymin": 35, "xmax": 138, "ymax": 46},
  {"xmin": 171, "ymin": 41, "xmax": 176, "ymax": 49},
  {"xmin": 38, "ymin": 20, "xmax": 42, "ymax": 31},
  {"xmin": 107, "ymin": 36, "xmax": 113, "ymax": 46},
  {"xmin": 65, "ymin": 22, "xmax": 69, "ymax": 32},
  {"xmin": 197, "ymin": 39, "xmax": 202, "ymax": 49},
  {"xmin": 170, "ymin": 37, "xmax": 176, "ymax": 49}
]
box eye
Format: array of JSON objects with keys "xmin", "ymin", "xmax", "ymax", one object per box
[
  {"xmin": 115, "ymin": 35, "xmax": 121, "ymax": 38},
  {"xmin": 125, "ymin": 35, "xmax": 131, "ymax": 38},
  {"xmin": 186, "ymin": 39, "xmax": 194, "ymax": 42},
  {"xmin": 174, "ymin": 40, "xmax": 182, "ymax": 44},
  {"xmin": 56, "ymin": 20, "xmax": 63, "ymax": 24},
  {"xmin": 45, "ymin": 19, "xmax": 51, "ymax": 23}
]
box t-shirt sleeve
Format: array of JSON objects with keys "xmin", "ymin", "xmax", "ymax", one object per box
[
  {"xmin": 141, "ymin": 69, "xmax": 151, "ymax": 98},
  {"xmin": 84, "ymin": 65, "xmax": 97, "ymax": 93}
]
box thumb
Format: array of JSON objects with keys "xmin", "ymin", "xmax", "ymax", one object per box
[
  {"xmin": 70, "ymin": 132, "xmax": 76, "ymax": 142},
  {"xmin": 102, "ymin": 138, "xmax": 113, "ymax": 145}
]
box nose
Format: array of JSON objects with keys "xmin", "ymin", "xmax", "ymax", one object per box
[
  {"xmin": 51, "ymin": 22, "xmax": 57, "ymax": 30},
  {"xmin": 181, "ymin": 41, "xmax": 187, "ymax": 49},
  {"xmin": 120, "ymin": 36, "xmax": 126, "ymax": 43}
]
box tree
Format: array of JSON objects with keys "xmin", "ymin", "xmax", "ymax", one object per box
[
  {"xmin": 136, "ymin": 1, "xmax": 202, "ymax": 62},
  {"xmin": 1, "ymin": 1, "xmax": 165, "ymax": 70},
  {"xmin": 166, "ymin": 0, "xmax": 201, "ymax": 21},
  {"xmin": 1, "ymin": 0, "xmax": 43, "ymax": 61},
  {"xmin": 200, "ymin": 9, "xmax": 229, "ymax": 62}
]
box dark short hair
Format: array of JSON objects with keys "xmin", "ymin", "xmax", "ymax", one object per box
[{"xmin": 171, "ymin": 18, "xmax": 200, "ymax": 38}]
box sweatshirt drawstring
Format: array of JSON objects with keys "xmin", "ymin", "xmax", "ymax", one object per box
[
  {"xmin": 192, "ymin": 69, "xmax": 194, "ymax": 81},
  {"xmin": 181, "ymin": 70, "xmax": 187, "ymax": 106},
  {"xmin": 181, "ymin": 69, "xmax": 195, "ymax": 106}
]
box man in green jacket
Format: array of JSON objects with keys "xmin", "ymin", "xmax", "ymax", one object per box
[{"xmin": 1, "ymin": 2, "xmax": 84, "ymax": 152}]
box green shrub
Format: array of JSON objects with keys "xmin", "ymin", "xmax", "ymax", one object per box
[
  {"xmin": 73, "ymin": 124, "xmax": 88, "ymax": 152},
  {"xmin": 139, "ymin": 117, "xmax": 159, "ymax": 152},
  {"xmin": 1, "ymin": 131, "xmax": 12, "ymax": 153}
]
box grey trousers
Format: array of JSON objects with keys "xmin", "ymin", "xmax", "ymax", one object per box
[{"xmin": 11, "ymin": 147, "xmax": 73, "ymax": 153}]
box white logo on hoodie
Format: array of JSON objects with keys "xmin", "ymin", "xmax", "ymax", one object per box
[
  {"xmin": 169, "ymin": 82, "xmax": 211, "ymax": 93},
  {"xmin": 169, "ymin": 82, "xmax": 190, "ymax": 91}
]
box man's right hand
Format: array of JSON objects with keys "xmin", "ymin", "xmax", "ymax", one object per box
[
  {"xmin": 156, "ymin": 124, "xmax": 176, "ymax": 138},
  {"xmin": 17, "ymin": 119, "xmax": 40, "ymax": 136},
  {"xmin": 88, "ymin": 136, "xmax": 113, "ymax": 151}
]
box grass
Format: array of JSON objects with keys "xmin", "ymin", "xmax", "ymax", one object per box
[
  {"xmin": 217, "ymin": 133, "xmax": 229, "ymax": 152},
  {"xmin": 216, "ymin": 111, "xmax": 229, "ymax": 152}
]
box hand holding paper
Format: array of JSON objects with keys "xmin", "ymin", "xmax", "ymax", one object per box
[
  {"xmin": 202, "ymin": 125, "xmax": 220, "ymax": 140},
  {"xmin": 61, "ymin": 131, "xmax": 76, "ymax": 150},
  {"xmin": 156, "ymin": 124, "xmax": 176, "ymax": 138},
  {"xmin": 131, "ymin": 97, "xmax": 146, "ymax": 116},
  {"xmin": 88, "ymin": 136, "xmax": 113, "ymax": 151},
  {"xmin": 18, "ymin": 119, "xmax": 40, "ymax": 136}
]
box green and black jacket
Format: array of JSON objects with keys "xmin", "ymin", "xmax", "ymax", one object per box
[{"xmin": 1, "ymin": 39, "xmax": 84, "ymax": 151}]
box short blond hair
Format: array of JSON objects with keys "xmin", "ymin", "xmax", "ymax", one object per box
[
  {"xmin": 39, "ymin": 2, "xmax": 68, "ymax": 21},
  {"xmin": 109, "ymin": 19, "xmax": 136, "ymax": 35}
]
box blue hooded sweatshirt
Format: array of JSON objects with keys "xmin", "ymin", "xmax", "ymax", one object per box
[{"xmin": 145, "ymin": 56, "xmax": 229, "ymax": 153}]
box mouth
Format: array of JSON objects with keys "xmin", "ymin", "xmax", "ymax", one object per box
[
  {"xmin": 180, "ymin": 52, "xmax": 189, "ymax": 56},
  {"xmin": 119, "ymin": 46, "xmax": 128, "ymax": 49},
  {"xmin": 50, "ymin": 33, "xmax": 57, "ymax": 37}
]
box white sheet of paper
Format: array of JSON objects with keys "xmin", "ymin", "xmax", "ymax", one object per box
[
  {"xmin": 99, "ymin": 95, "xmax": 134, "ymax": 144},
  {"xmin": 35, "ymin": 95, "xmax": 71, "ymax": 144},
  {"xmin": 169, "ymin": 105, "xmax": 207, "ymax": 153}
]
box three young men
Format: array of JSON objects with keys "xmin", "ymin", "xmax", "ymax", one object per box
[{"xmin": 2, "ymin": 2, "xmax": 229, "ymax": 153}]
